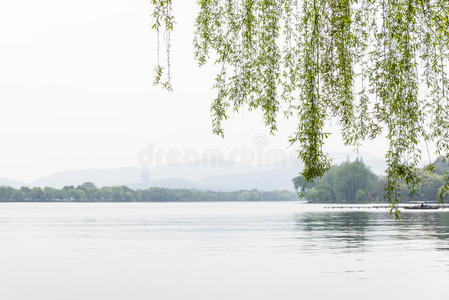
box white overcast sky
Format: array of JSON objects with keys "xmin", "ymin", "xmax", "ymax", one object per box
[{"xmin": 0, "ymin": 0, "xmax": 389, "ymax": 182}]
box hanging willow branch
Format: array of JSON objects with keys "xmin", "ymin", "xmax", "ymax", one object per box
[
  {"xmin": 151, "ymin": 0, "xmax": 449, "ymax": 217},
  {"xmin": 152, "ymin": 0, "xmax": 174, "ymax": 90}
]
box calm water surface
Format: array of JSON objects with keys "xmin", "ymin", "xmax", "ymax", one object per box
[{"xmin": 1, "ymin": 202, "xmax": 448, "ymax": 300}]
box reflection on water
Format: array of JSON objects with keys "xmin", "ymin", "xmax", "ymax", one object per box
[
  {"xmin": 0, "ymin": 202, "xmax": 448, "ymax": 300},
  {"xmin": 295, "ymin": 211, "xmax": 371, "ymax": 252},
  {"xmin": 294, "ymin": 210, "xmax": 449, "ymax": 253}
]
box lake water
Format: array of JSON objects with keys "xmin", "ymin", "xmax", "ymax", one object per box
[{"xmin": 0, "ymin": 202, "xmax": 448, "ymax": 300}]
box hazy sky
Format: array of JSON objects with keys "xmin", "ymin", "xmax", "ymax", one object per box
[{"xmin": 0, "ymin": 0, "xmax": 389, "ymax": 182}]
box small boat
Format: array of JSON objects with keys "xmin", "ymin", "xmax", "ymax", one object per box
[{"xmin": 404, "ymin": 205, "xmax": 441, "ymax": 210}]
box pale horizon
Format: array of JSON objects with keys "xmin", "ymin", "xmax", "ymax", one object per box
[
  {"xmin": 0, "ymin": 0, "xmax": 396, "ymax": 183},
  {"xmin": 1, "ymin": 2, "xmax": 448, "ymax": 300}
]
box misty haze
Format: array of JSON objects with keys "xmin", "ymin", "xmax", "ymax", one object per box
[{"xmin": 0, "ymin": 1, "xmax": 448, "ymax": 300}]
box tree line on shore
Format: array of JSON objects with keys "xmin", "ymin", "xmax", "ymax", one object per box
[
  {"xmin": 0, "ymin": 183, "xmax": 296, "ymax": 202},
  {"xmin": 293, "ymin": 158, "xmax": 449, "ymax": 203},
  {"xmin": 1, "ymin": 157, "xmax": 447, "ymax": 203}
]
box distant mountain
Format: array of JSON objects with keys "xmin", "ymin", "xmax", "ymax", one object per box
[
  {"xmin": 31, "ymin": 167, "xmax": 143, "ymax": 188},
  {"xmin": 29, "ymin": 159, "xmax": 287, "ymax": 189},
  {"xmin": 10, "ymin": 152, "xmax": 386, "ymax": 191},
  {"xmin": 128, "ymin": 178, "xmax": 203, "ymax": 190},
  {"xmin": 434, "ymin": 157, "xmax": 449, "ymax": 175},
  {"xmin": 143, "ymin": 161, "xmax": 276, "ymax": 181},
  {"xmin": 0, "ymin": 177, "xmax": 26, "ymax": 188},
  {"xmin": 200, "ymin": 166, "xmax": 300, "ymax": 191}
]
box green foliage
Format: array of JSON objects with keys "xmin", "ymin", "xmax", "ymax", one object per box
[
  {"xmin": 414, "ymin": 170, "xmax": 445, "ymax": 202},
  {"xmin": 432, "ymin": 156, "xmax": 449, "ymax": 175},
  {"xmin": 151, "ymin": 1, "xmax": 449, "ymax": 213},
  {"xmin": 151, "ymin": 0, "xmax": 174, "ymax": 90},
  {"xmin": 0, "ymin": 184, "xmax": 296, "ymax": 202},
  {"xmin": 296, "ymin": 156, "xmax": 449, "ymax": 204},
  {"xmin": 292, "ymin": 174, "xmax": 316, "ymax": 193},
  {"xmin": 334, "ymin": 159, "xmax": 378, "ymax": 202},
  {"xmin": 296, "ymin": 159, "xmax": 379, "ymax": 203}
]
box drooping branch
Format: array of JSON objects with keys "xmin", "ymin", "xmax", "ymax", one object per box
[
  {"xmin": 152, "ymin": 0, "xmax": 174, "ymax": 90},
  {"xmin": 151, "ymin": 0, "xmax": 449, "ymax": 213}
]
